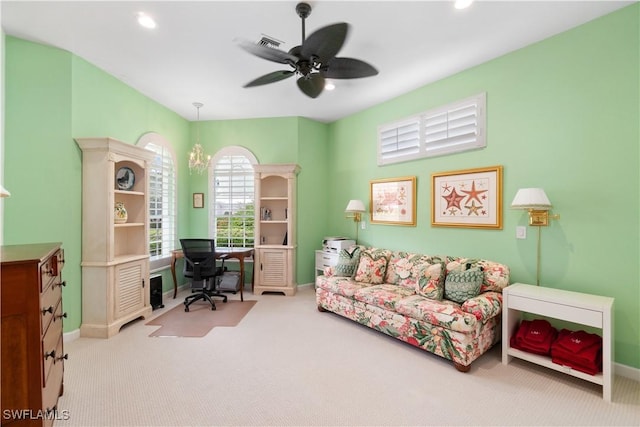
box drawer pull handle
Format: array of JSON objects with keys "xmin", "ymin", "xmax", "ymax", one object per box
[
  {"xmin": 58, "ymin": 280, "xmax": 67, "ymax": 288},
  {"xmin": 41, "ymin": 306, "xmax": 54, "ymax": 315},
  {"xmin": 44, "ymin": 350, "xmax": 56, "ymax": 360},
  {"xmin": 47, "ymin": 267, "xmax": 55, "ymax": 276},
  {"xmin": 55, "ymin": 353, "xmax": 69, "ymax": 363},
  {"xmin": 55, "ymin": 312, "xmax": 68, "ymax": 321}
]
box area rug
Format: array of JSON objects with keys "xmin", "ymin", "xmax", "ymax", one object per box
[{"xmin": 146, "ymin": 300, "xmax": 257, "ymax": 337}]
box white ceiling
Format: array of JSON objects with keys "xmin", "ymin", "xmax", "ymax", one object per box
[{"xmin": 1, "ymin": 1, "xmax": 634, "ymax": 123}]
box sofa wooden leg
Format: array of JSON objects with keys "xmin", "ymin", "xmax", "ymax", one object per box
[
  {"xmin": 454, "ymin": 362, "xmax": 471, "ymax": 373},
  {"xmin": 317, "ymin": 305, "xmax": 327, "ymax": 312}
]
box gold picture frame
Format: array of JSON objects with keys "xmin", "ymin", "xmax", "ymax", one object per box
[
  {"xmin": 193, "ymin": 193, "xmax": 204, "ymax": 209},
  {"xmin": 370, "ymin": 176, "xmax": 417, "ymax": 226},
  {"xmin": 431, "ymin": 165, "xmax": 503, "ymax": 229}
]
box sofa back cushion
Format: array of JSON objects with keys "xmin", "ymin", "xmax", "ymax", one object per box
[
  {"xmin": 354, "ymin": 248, "xmax": 391, "ymax": 284},
  {"xmin": 385, "ymin": 252, "xmax": 422, "ymax": 289},
  {"xmin": 446, "ymin": 257, "xmax": 510, "ymax": 293}
]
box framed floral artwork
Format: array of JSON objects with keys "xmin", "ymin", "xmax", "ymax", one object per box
[
  {"xmin": 431, "ymin": 165, "xmax": 503, "ymax": 229},
  {"xmin": 370, "ymin": 176, "xmax": 417, "ymax": 226}
]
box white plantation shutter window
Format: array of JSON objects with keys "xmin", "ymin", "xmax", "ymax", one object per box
[
  {"xmin": 378, "ymin": 117, "xmax": 421, "ymax": 164},
  {"xmin": 423, "ymin": 93, "xmax": 485, "ymax": 156},
  {"xmin": 210, "ymin": 146, "xmax": 257, "ymax": 248},
  {"xmin": 377, "ymin": 93, "xmax": 486, "ymax": 165},
  {"xmin": 137, "ymin": 133, "xmax": 177, "ymax": 271}
]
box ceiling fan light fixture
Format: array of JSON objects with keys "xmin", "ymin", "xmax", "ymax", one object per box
[{"xmin": 238, "ymin": 2, "xmax": 377, "ymax": 99}]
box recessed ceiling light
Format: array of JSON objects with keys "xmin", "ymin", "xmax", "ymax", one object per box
[
  {"xmin": 137, "ymin": 12, "xmax": 156, "ymax": 29},
  {"xmin": 325, "ymin": 80, "xmax": 336, "ymax": 91},
  {"xmin": 454, "ymin": 0, "xmax": 474, "ymax": 10}
]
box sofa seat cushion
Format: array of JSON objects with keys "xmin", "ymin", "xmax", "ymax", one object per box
[
  {"xmin": 353, "ymin": 284, "xmax": 416, "ymax": 311},
  {"xmin": 316, "ymin": 275, "xmax": 372, "ymax": 298},
  {"xmin": 395, "ymin": 295, "xmax": 479, "ymax": 333}
]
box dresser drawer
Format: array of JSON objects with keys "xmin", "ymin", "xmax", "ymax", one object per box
[
  {"xmin": 41, "ymin": 279, "xmax": 62, "ymax": 334},
  {"xmin": 42, "ymin": 347, "xmax": 63, "ymax": 426},
  {"xmin": 42, "ymin": 302, "xmax": 63, "ymax": 387},
  {"xmin": 40, "ymin": 252, "xmax": 59, "ymax": 292}
]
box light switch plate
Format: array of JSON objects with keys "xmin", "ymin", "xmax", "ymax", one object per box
[{"xmin": 516, "ymin": 226, "xmax": 527, "ymax": 239}]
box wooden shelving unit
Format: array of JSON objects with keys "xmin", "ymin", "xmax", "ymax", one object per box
[
  {"xmin": 253, "ymin": 164, "xmax": 300, "ymax": 296},
  {"xmin": 76, "ymin": 137, "xmax": 155, "ymax": 338}
]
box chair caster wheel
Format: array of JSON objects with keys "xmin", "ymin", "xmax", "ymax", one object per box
[
  {"xmin": 211, "ymin": 306, "xmax": 216, "ymax": 311},
  {"xmin": 185, "ymin": 307, "xmax": 189, "ymax": 312}
]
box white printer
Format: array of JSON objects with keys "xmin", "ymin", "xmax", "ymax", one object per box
[{"xmin": 322, "ymin": 236, "xmax": 356, "ymax": 253}]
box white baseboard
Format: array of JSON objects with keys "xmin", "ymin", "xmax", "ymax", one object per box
[
  {"xmin": 63, "ymin": 329, "xmax": 80, "ymax": 343},
  {"xmin": 615, "ymin": 362, "xmax": 640, "ymax": 382}
]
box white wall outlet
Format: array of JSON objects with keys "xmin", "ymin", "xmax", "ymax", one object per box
[
  {"xmin": 516, "ymin": 226, "xmax": 527, "ymax": 239},
  {"xmin": 360, "ymin": 221, "xmax": 366, "ymax": 230}
]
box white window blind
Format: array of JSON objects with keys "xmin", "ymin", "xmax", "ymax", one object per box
[
  {"xmin": 211, "ymin": 151, "xmax": 255, "ymax": 248},
  {"xmin": 145, "ymin": 142, "xmax": 177, "ymax": 265},
  {"xmin": 378, "ymin": 93, "xmax": 486, "ymax": 165}
]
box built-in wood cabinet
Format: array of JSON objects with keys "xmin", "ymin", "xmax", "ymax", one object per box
[
  {"xmin": 1, "ymin": 242, "xmax": 67, "ymax": 426},
  {"xmin": 253, "ymin": 164, "xmax": 300, "ymax": 296},
  {"xmin": 75, "ymin": 137, "xmax": 154, "ymax": 338}
]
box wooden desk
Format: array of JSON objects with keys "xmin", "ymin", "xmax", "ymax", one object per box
[{"xmin": 171, "ymin": 247, "xmax": 254, "ymax": 302}]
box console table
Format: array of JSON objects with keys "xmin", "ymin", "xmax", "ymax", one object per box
[
  {"xmin": 171, "ymin": 247, "xmax": 254, "ymax": 301},
  {"xmin": 502, "ymin": 283, "xmax": 614, "ymax": 401}
]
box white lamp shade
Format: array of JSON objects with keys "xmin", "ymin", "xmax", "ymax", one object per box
[
  {"xmin": 511, "ymin": 188, "xmax": 552, "ymax": 210},
  {"xmin": 345, "ymin": 199, "xmax": 366, "ymax": 213},
  {"xmin": 0, "ymin": 185, "xmax": 10, "ymax": 198}
]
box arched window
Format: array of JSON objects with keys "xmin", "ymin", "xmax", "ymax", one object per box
[
  {"xmin": 209, "ymin": 146, "xmax": 257, "ymax": 247},
  {"xmin": 137, "ymin": 132, "xmax": 177, "ymax": 270}
]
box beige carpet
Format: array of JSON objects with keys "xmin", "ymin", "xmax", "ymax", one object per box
[
  {"xmin": 146, "ymin": 299, "xmax": 257, "ymax": 337},
  {"xmin": 58, "ymin": 285, "xmax": 640, "ymax": 426}
]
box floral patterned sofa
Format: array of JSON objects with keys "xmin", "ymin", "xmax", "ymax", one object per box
[{"xmin": 315, "ymin": 246, "xmax": 510, "ymax": 372}]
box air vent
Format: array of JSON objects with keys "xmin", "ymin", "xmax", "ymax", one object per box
[{"xmin": 258, "ymin": 34, "xmax": 283, "ymax": 49}]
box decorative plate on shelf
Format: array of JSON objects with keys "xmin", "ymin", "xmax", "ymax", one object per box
[{"xmin": 116, "ymin": 167, "xmax": 135, "ymax": 191}]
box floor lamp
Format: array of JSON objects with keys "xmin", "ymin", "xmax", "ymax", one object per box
[
  {"xmin": 345, "ymin": 199, "xmax": 366, "ymax": 243},
  {"xmin": 511, "ymin": 188, "xmax": 560, "ymax": 286}
]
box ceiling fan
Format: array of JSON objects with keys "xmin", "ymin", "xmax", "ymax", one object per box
[{"xmin": 238, "ymin": 2, "xmax": 378, "ymax": 99}]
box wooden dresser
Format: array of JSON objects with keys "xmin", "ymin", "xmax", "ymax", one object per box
[{"xmin": 1, "ymin": 243, "xmax": 67, "ymax": 426}]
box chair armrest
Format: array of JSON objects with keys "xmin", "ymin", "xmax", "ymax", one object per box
[{"xmin": 460, "ymin": 291, "xmax": 503, "ymax": 322}]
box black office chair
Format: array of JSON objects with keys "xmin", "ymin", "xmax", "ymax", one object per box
[{"xmin": 180, "ymin": 239, "xmax": 228, "ymax": 312}]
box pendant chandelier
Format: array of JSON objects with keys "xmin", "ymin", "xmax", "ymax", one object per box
[{"xmin": 188, "ymin": 102, "xmax": 211, "ymax": 175}]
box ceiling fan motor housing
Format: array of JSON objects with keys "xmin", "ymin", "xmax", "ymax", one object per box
[{"xmin": 296, "ymin": 3, "xmax": 312, "ymax": 19}]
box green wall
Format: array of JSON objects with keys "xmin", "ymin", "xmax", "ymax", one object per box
[
  {"xmin": 3, "ymin": 37, "xmax": 191, "ymax": 333},
  {"xmin": 2, "ymin": 4, "xmax": 638, "ymax": 369},
  {"xmin": 326, "ymin": 5, "xmax": 639, "ymax": 368}
]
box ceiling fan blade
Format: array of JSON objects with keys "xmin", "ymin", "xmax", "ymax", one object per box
[
  {"xmin": 323, "ymin": 57, "xmax": 379, "ymax": 79},
  {"xmin": 297, "ymin": 73, "xmax": 325, "ymax": 98},
  {"xmin": 301, "ymin": 23, "xmax": 348, "ymax": 63},
  {"xmin": 238, "ymin": 40, "xmax": 299, "ymax": 65},
  {"xmin": 244, "ymin": 71, "xmax": 295, "ymax": 88}
]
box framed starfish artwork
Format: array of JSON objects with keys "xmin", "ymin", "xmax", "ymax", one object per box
[
  {"xmin": 370, "ymin": 176, "xmax": 417, "ymax": 226},
  {"xmin": 431, "ymin": 165, "xmax": 503, "ymax": 229}
]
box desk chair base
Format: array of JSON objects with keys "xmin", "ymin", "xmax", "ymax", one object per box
[{"xmin": 184, "ymin": 280, "xmax": 228, "ymax": 312}]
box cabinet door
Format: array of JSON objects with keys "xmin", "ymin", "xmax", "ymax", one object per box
[
  {"xmin": 114, "ymin": 260, "xmax": 147, "ymax": 318},
  {"xmin": 257, "ymin": 249, "xmax": 288, "ymax": 287}
]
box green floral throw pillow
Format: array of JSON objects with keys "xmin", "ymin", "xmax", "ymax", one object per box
[
  {"xmin": 334, "ymin": 246, "xmax": 361, "ymax": 277},
  {"xmin": 444, "ymin": 267, "xmax": 484, "ymax": 304}
]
